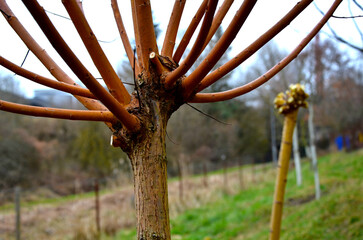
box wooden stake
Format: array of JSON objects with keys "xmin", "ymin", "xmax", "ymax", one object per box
[
  {"xmin": 15, "ymin": 186, "xmax": 21, "ymax": 240},
  {"xmin": 94, "ymin": 179, "xmax": 101, "ymax": 237}
]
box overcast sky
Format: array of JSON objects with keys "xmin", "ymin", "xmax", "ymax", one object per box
[{"xmin": 0, "ymin": 0, "xmax": 361, "ymax": 98}]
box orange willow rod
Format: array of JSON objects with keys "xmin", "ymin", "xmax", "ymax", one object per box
[
  {"xmin": 111, "ymin": 0, "xmax": 140, "ymax": 75},
  {"xmin": 201, "ymin": 0, "xmax": 235, "ymax": 51},
  {"xmin": 131, "ymin": 0, "xmax": 159, "ymax": 71},
  {"xmin": 165, "ymin": 0, "xmax": 219, "ymax": 88},
  {"xmin": 182, "ymin": 0, "xmax": 257, "ymax": 99},
  {"xmin": 0, "ymin": 0, "xmax": 106, "ymax": 111},
  {"xmin": 131, "ymin": 0, "xmax": 141, "ymax": 72},
  {"xmin": 190, "ymin": 0, "xmax": 343, "ymax": 103},
  {"xmin": 22, "ymin": 0, "xmax": 140, "ymax": 131},
  {"xmin": 173, "ymin": 0, "xmax": 208, "ymax": 63},
  {"xmin": 161, "ymin": 0, "xmax": 186, "ymax": 57},
  {"xmin": 197, "ymin": 0, "xmax": 314, "ymax": 92},
  {"xmin": 75, "ymin": 0, "xmax": 83, "ymax": 14},
  {"xmin": 0, "ymin": 100, "xmax": 116, "ymax": 122},
  {"xmin": 0, "ymin": 56, "xmax": 96, "ymax": 99},
  {"xmin": 63, "ymin": 0, "xmax": 130, "ymax": 105}
]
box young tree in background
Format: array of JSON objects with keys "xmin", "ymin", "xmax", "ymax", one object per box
[
  {"xmin": 269, "ymin": 84, "xmax": 309, "ymax": 240},
  {"xmin": 0, "ymin": 0, "xmax": 342, "ymax": 239}
]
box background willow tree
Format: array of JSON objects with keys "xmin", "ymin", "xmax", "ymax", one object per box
[{"xmin": 0, "ymin": 0, "xmax": 342, "ymax": 239}]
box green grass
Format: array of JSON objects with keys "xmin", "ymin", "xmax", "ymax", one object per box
[
  {"xmin": 112, "ymin": 150, "xmax": 363, "ymax": 240},
  {"xmin": 0, "ymin": 187, "xmax": 110, "ymax": 212}
]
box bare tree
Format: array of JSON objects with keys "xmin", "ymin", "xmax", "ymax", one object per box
[
  {"xmin": 314, "ymin": 0, "xmax": 363, "ymax": 53},
  {"xmin": 0, "ymin": 0, "xmax": 342, "ymax": 239}
]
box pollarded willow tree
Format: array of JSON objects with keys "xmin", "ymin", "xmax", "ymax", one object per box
[{"xmin": 0, "ymin": 0, "xmax": 342, "ymax": 239}]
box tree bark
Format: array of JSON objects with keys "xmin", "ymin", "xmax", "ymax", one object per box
[
  {"xmin": 308, "ymin": 104, "xmax": 320, "ymax": 200},
  {"xmin": 129, "ymin": 131, "xmax": 171, "ymax": 240},
  {"xmin": 125, "ymin": 97, "xmax": 174, "ymax": 239},
  {"xmin": 292, "ymin": 126, "xmax": 302, "ymax": 186},
  {"xmin": 121, "ymin": 69, "xmax": 181, "ymax": 239}
]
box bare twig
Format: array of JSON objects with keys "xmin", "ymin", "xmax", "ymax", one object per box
[
  {"xmin": 353, "ymin": 0, "xmax": 363, "ymax": 11},
  {"xmin": 186, "ymin": 103, "xmax": 230, "ymax": 125},
  {"xmin": 314, "ymin": 0, "xmax": 363, "ymax": 51},
  {"xmin": 325, "ymin": 22, "xmax": 363, "ymax": 52},
  {"xmin": 19, "ymin": 49, "xmax": 30, "ymax": 67},
  {"xmin": 45, "ymin": 9, "xmax": 70, "ymax": 20},
  {"xmin": 166, "ymin": 131, "xmax": 179, "ymax": 145},
  {"xmin": 314, "ymin": 2, "xmax": 363, "ymax": 19}
]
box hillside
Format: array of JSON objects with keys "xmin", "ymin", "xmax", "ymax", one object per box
[
  {"xmin": 114, "ymin": 150, "xmax": 363, "ymax": 240},
  {"xmin": 0, "ymin": 150, "xmax": 362, "ymax": 239}
]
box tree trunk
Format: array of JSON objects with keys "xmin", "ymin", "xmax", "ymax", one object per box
[
  {"xmin": 292, "ymin": 126, "xmax": 302, "ymax": 186},
  {"xmin": 308, "ymin": 104, "xmax": 320, "ymax": 200},
  {"xmin": 270, "ymin": 103, "xmax": 278, "ymax": 166},
  {"xmin": 129, "ymin": 131, "xmax": 171, "ymax": 240},
  {"xmin": 114, "ymin": 56, "xmax": 181, "ymax": 240},
  {"xmin": 126, "ymin": 99, "xmax": 173, "ymax": 240}
]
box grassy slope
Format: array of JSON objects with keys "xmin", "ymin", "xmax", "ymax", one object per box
[{"xmin": 113, "ymin": 150, "xmax": 363, "ymax": 240}]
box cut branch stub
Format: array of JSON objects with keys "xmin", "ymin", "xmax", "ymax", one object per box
[{"xmin": 274, "ymin": 84, "xmax": 309, "ymax": 115}]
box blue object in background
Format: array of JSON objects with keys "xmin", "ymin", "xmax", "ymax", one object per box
[{"xmin": 335, "ymin": 136, "xmax": 343, "ymax": 151}]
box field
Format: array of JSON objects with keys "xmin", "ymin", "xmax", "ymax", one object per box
[{"xmin": 0, "ymin": 150, "xmax": 362, "ymax": 239}]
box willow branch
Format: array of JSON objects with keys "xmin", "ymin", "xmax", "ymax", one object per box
[
  {"xmin": 0, "ymin": 0, "xmax": 105, "ymax": 111},
  {"xmin": 22, "ymin": 0, "xmax": 140, "ymax": 131},
  {"xmin": 197, "ymin": 0, "xmax": 314, "ymax": 92},
  {"xmin": 111, "ymin": 0, "xmax": 140, "ymax": 75},
  {"xmin": 165, "ymin": 0, "xmax": 219, "ymax": 88},
  {"xmin": 62, "ymin": 0, "xmax": 130, "ymax": 105},
  {"xmin": 201, "ymin": 0, "xmax": 235, "ymax": 51},
  {"xmin": 161, "ymin": 0, "xmax": 187, "ymax": 57},
  {"xmin": 0, "ymin": 99, "xmax": 116, "ymax": 122},
  {"xmin": 131, "ymin": 0, "xmax": 158, "ymax": 72},
  {"xmin": 173, "ymin": 0, "xmax": 208, "ymax": 63},
  {"xmin": 0, "ymin": 56, "xmax": 95, "ymax": 99},
  {"xmin": 76, "ymin": 0, "xmax": 84, "ymax": 14},
  {"xmin": 131, "ymin": 0, "xmax": 142, "ymax": 73},
  {"xmin": 182, "ymin": 0, "xmax": 257, "ymax": 99},
  {"xmin": 190, "ymin": 0, "xmax": 342, "ymax": 103}
]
